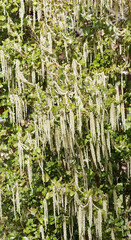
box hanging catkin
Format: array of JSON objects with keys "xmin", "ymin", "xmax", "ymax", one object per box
[
  {"xmin": 82, "ymin": 209, "xmax": 86, "ymax": 237},
  {"xmin": 62, "ymin": 135, "xmax": 68, "ymax": 152},
  {"xmin": 40, "ymin": 225, "xmax": 45, "ymax": 239},
  {"xmin": 101, "ymin": 113, "xmax": 107, "ymax": 158},
  {"xmin": 84, "ymin": 148, "xmax": 89, "ymax": 168},
  {"xmin": 103, "ymin": 200, "xmax": 107, "ymax": 221},
  {"xmin": 69, "ymin": 110, "xmax": 75, "ymax": 141},
  {"xmin": 0, "ymin": 190, "xmax": 2, "ymax": 219},
  {"xmin": 78, "ymin": 206, "xmax": 82, "ymax": 239},
  {"xmin": 44, "ymin": 199, "xmax": 48, "ymax": 230},
  {"xmin": 77, "ymin": 106, "xmax": 82, "ymax": 136},
  {"xmin": 96, "ymin": 142, "xmax": 101, "ymax": 166},
  {"xmin": 12, "ymin": 187, "xmax": 16, "ymax": 217},
  {"xmin": 68, "ymin": 131, "xmax": 74, "ymax": 154},
  {"xmin": 90, "ymin": 139, "xmax": 97, "ymax": 168},
  {"xmin": 60, "ymin": 109, "xmax": 66, "ymax": 137},
  {"xmin": 44, "ymin": 118, "xmax": 51, "ymax": 145},
  {"xmin": 75, "ymin": 168, "xmax": 79, "ymax": 188},
  {"xmin": 26, "ymin": 132, "xmax": 33, "ymax": 147},
  {"xmin": 83, "ymin": 41, "xmax": 88, "ymax": 66},
  {"xmin": 43, "ymin": 0, "xmax": 47, "ymax": 19},
  {"xmin": 96, "ymin": 119, "xmax": 101, "ymax": 141},
  {"xmin": 107, "ymin": 130, "xmax": 111, "ymax": 156},
  {"xmin": 89, "ymin": 196, "xmax": 93, "ymax": 228},
  {"xmin": 63, "ymin": 216, "xmax": 67, "ymax": 240},
  {"xmin": 94, "ymin": 214, "xmax": 98, "ymax": 236},
  {"xmin": 97, "ymin": 209, "xmax": 102, "ymax": 240},
  {"xmin": 7, "ymin": 66, "xmax": 11, "ymax": 92},
  {"xmin": 74, "ymin": 192, "xmax": 79, "ymax": 214},
  {"xmin": 100, "ymin": 0, "xmax": 103, "ymax": 15},
  {"xmin": 34, "ymin": 119, "xmax": 39, "ymax": 149},
  {"xmin": 110, "ymin": 103, "xmax": 116, "ymax": 131},
  {"xmin": 48, "ymin": 32, "xmax": 52, "ymax": 54},
  {"xmin": 15, "ymin": 95, "xmax": 23, "ymax": 125},
  {"xmin": 0, "ymin": 50, "xmax": 7, "ymax": 78},
  {"xmin": 55, "ymin": 126, "xmax": 61, "ymax": 154},
  {"xmin": 39, "ymin": 160, "xmax": 45, "ymax": 183},
  {"xmin": 18, "ymin": 141, "xmax": 24, "ymax": 175},
  {"xmin": 115, "ymin": 83, "xmax": 120, "ymax": 125},
  {"xmin": 1, "ymin": 1, "xmax": 6, "ymax": 15},
  {"xmin": 90, "ymin": 112, "xmax": 96, "ymax": 143},
  {"xmin": 56, "ymin": 192, "xmax": 60, "ymax": 215},
  {"xmin": 88, "ymin": 227, "xmax": 92, "ymax": 240},
  {"xmin": 90, "ymin": 52, "xmax": 92, "ymax": 64},
  {"xmin": 73, "ymin": 1, "xmax": 79, "ymax": 20},
  {"xmin": 27, "ymin": 158, "xmax": 33, "ymax": 191},
  {"xmin": 9, "ymin": 107, "xmax": 15, "ymax": 125},
  {"xmin": 16, "ymin": 182, "xmax": 20, "ymax": 214},
  {"xmin": 32, "ymin": 70, "xmax": 36, "ymax": 84},
  {"xmin": 121, "ymin": 103, "xmax": 125, "ymax": 129},
  {"xmin": 9, "ymin": 94, "xmax": 23, "ymax": 125},
  {"xmin": 61, "ymin": 188, "xmax": 64, "ymax": 208},
  {"xmin": 119, "ymin": 44, "xmax": 122, "ymax": 55},
  {"xmin": 65, "ymin": 194, "xmax": 67, "ymax": 213},
  {"xmin": 121, "ymin": 71, "xmax": 124, "ymax": 96},
  {"xmin": 72, "ymin": 59, "xmax": 78, "ymax": 79},
  {"xmin": 76, "ymin": 96, "xmax": 83, "ymax": 136},
  {"xmin": 19, "ymin": 0, "xmax": 25, "ymax": 33},
  {"xmin": 64, "ymin": 40, "xmax": 68, "ymax": 61},
  {"xmin": 37, "ymin": 4, "xmax": 41, "ymax": 21},
  {"xmin": 53, "ymin": 186, "xmax": 56, "ymax": 226},
  {"xmin": 111, "ymin": 229, "xmax": 115, "ymax": 240},
  {"xmin": 79, "ymin": 149, "xmax": 84, "ymax": 171},
  {"xmin": 33, "ymin": 5, "xmax": 36, "ymax": 28},
  {"xmin": 96, "ymin": 93, "xmax": 102, "ymax": 116}
]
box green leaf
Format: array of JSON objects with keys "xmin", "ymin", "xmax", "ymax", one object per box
[
  {"xmin": 31, "ymin": 208, "xmax": 37, "ymax": 216},
  {"xmin": 0, "ymin": 16, "xmax": 6, "ymax": 21}
]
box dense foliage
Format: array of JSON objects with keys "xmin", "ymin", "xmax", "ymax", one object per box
[{"xmin": 0, "ymin": 0, "xmax": 131, "ymax": 239}]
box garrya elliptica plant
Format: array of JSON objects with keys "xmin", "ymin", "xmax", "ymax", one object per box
[{"xmin": 0, "ymin": 0, "xmax": 131, "ymax": 239}]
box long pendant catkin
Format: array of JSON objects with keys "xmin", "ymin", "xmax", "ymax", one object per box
[
  {"xmin": 97, "ymin": 209, "xmax": 102, "ymax": 240},
  {"xmin": 16, "ymin": 182, "xmax": 20, "ymax": 214}
]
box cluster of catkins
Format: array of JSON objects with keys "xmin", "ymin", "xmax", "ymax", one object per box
[{"xmin": 0, "ymin": 0, "xmax": 130, "ymax": 239}]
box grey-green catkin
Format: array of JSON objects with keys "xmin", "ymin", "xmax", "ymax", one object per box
[
  {"xmin": 97, "ymin": 209, "xmax": 102, "ymax": 240},
  {"xmin": 89, "ymin": 196, "xmax": 93, "ymax": 228}
]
